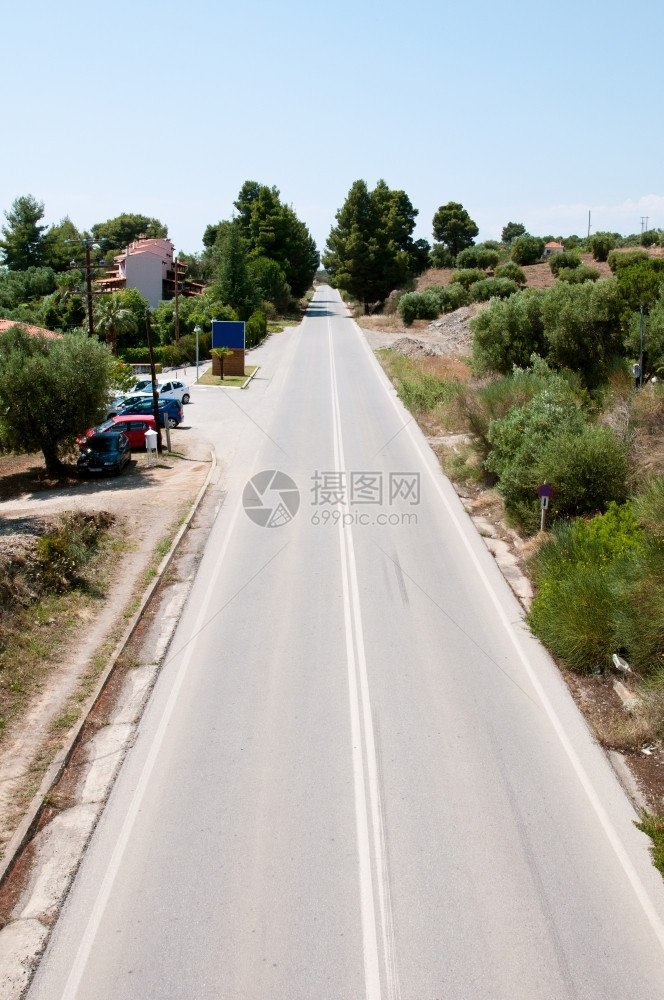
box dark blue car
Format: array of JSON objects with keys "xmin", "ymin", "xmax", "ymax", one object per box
[
  {"xmin": 118, "ymin": 395, "xmax": 184, "ymax": 428},
  {"xmin": 77, "ymin": 432, "xmax": 131, "ymax": 476}
]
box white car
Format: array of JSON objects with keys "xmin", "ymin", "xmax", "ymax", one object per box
[{"xmin": 129, "ymin": 378, "xmax": 190, "ymax": 404}]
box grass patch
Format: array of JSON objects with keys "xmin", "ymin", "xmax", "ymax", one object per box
[
  {"xmin": 636, "ymin": 812, "xmax": 664, "ymax": 875},
  {"xmin": 267, "ymin": 320, "xmax": 299, "ymax": 333},
  {"xmin": 197, "ymin": 366, "xmax": 258, "ymax": 388},
  {"xmin": 0, "ymin": 514, "xmax": 120, "ymax": 741}
]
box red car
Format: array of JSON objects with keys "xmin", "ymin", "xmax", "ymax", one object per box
[{"xmin": 77, "ymin": 414, "xmax": 157, "ymax": 450}]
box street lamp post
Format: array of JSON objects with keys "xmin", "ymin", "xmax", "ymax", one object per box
[{"xmin": 194, "ymin": 324, "xmax": 201, "ymax": 383}]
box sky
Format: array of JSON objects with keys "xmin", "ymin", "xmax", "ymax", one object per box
[{"xmin": 2, "ymin": 0, "xmax": 663, "ymax": 257}]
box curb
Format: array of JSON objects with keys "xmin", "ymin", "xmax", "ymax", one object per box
[
  {"xmin": 241, "ymin": 366, "xmax": 260, "ymax": 389},
  {"xmin": 0, "ymin": 449, "xmax": 218, "ymax": 890}
]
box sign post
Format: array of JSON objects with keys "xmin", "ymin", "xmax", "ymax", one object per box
[{"xmin": 537, "ymin": 482, "xmax": 554, "ymax": 531}]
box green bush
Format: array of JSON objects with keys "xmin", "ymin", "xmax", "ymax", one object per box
[
  {"xmin": 119, "ymin": 347, "xmax": 164, "ymax": 364},
  {"xmin": 456, "ymin": 247, "xmax": 500, "ymax": 270},
  {"xmin": 449, "ymin": 268, "xmax": 486, "ymax": 290},
  {"xmin": 528, "ymin": 561, "xmax": 618, "ymax": 672},
  {"xmin": 435, "ymin": 283, "xmax": 469, "ymax": 312},
  {"xmin": 612, "ymin": 542, "xmax": 664, "ymax": 674},
  {"xmin": 641, "ymin": 229, "xmax": 663, "ymax": 248},
  {"xmin": 36, "ymin": 512, "xmax": 112, "ymax": 591},
  {"xmin": 469, "ymin": 278, "xmax": 518, "ymax": 302},
  {"xmin": 587, "ymin": 231, "xmax": 617, "ymax": 262},
  {"xmin": 535, "ymin": 424, "xmax": 629, "ymax": 519},
  {"xmin": 494, "ymin": 262, "xmax": 526, "ymax": 285},
  {"xmin": 556, "ymin": 265, "xmax": 600, "ymax": 284},
  {"xmin": 484, "ymin": 369, "xmax": 586, "ymax": 522},
  {"xmin": 470, "ymin": 290, "xmax": 547, "ymax": 375},
  {"xmin": 541, "ymin": 278, "xmax": 624, "ymax": 387},
  {"xmin": 430, "ymin": 244, "xmax": 454, "ymax": 268},
  {"xmin": 510, "ymin": 235, "xmax": 545, "ymax": 265},
  {"xmin": 549, "ymin": 252, "xmax": 582, "ymax": 275},
  {"xmin": 245, "ymin": 308, "xmax": 267, "ymax": 348},
  {"xmin": 608, "ymin": 249, "xmax": 649, "ymax": 273},
  {"xmin": 398, "ymin": 291, "xmax": 440, "ymax": 325},
  {"xmin": 527, "ymin": 504, "xmax": 645, "ymax": 673}
]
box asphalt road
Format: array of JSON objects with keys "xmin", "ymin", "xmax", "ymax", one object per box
[{"xmin": 28, "ymin": 288, "xmax": 664, "ymax": 999}]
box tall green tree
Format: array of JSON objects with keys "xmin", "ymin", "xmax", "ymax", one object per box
[
  {"xmin": 233, "ymin": 182, "xmax": 319, "ymax": 298},
  {"xmin": 90, "ymin": 213, "xmax": 168, "ymax": 250},
  {"xmin": 43, "ymin": 216, "xmax": 82, "ymax": 271},
  {"xmin": 215, "ymin": 221, "xmax": 259, "ymax": 319},
  {"xmin": 324, "ymin": 179, "xmax": 420, "ymax": 311},
  {"xmin": 0, "ymin": 195, "xmax": 48, "ymax": 270},
  {"xmin": 0, "ymin": 326, "xmax": 113, "ymax": 474},
  {"xmin": 501, "ymin": 221, "xmax": 526, "ymax": 245},
  {"xmin": 432, "ymin": 202, "xmax": 478, "ymax": 259}
]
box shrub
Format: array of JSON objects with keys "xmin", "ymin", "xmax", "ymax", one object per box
[
  {"xmin": 435, "ymin": 283, "xmax": 469, "ymax": 312},
  {"xmin": 36, "ymin": 512, "xmax": 112, "ymax": 591},
  {"xmin": 449, "ymin": 268, "xmax": 486, "ymax": 290},
  {"xmin": 587, "ymin": 231, "xmax": 617, "ymax": 262},
  {"xmin": 608, "ymin": 249, "xmax": 650, "ymax": 273},
  {"xmin": 469, "ymin": 278, "xmax": 518, "ymax": 302},
  {"xmin": 456, "ymin": 247, "xmax": 500, "ymax": 270},
  {"xmin": 470, "ymin": 290, "xmax": 547, "ymax": 375},
  {"xmin": 556, "ymin": 265, "xmax": 600, "ymax": 284},
  {"xmin": 430, "ymin": 244, "xmax": 454, "ymax": 268},
  {"xmin": 398, "ymin": 291, "xmax": 440, "ymax": 325},
  {"xmin": 494, "ymin": 262, "xmax": 526, "ymax": 285},
  {"xmin": 612, "ymin": 542, "xmax": 664, "ymax": 674},
  {"xmin": 632, "ymin": 476, "xmax": 664, "ymax": 536},
  {"xmin": 162, "ymin": 344, "xmax": 185, "ymax": 368},
  {"xmin": 484, "ymin": 369, "xmax": 586, "ymax": 522},
  {"xmin": 527, "ymin": 504, "xmax": 645, "ymax": 673},
  {"xmin": 245, "ymin": 308, "xmax": 267, "ymax": 348},
  {"xmin": 535, "ymin": 424, "xmax": 629, "ymax": 519},
  {"xmin": 549, "ymin": 252, "xmax": 582, "ymax": 275},
  {"xmin": 510, "ymin": 235, "xmax": 545, "ymax": 265},
  {"xmin": 641, "ymin": 229, "xmax": 663, "ymax": 248},
  {"xmin": 541, "ymin": 279, "xmax": 624, "ymax": 387},
  {"xmin": 528, "ymin": 561, "xmax": 618, "ymax": 672}
]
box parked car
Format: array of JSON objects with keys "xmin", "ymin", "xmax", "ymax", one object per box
[
  {"xmin": 129, "ymin": 379, "xmax": 190, "ymax": 404},
  {"xmin": 105, "ymin": 393, "xmax": 133, "ymax": 419},
  {"xmin": 76, "ymin": 419, "xmax": 117, "ymax": 448},
  {"xmin": 77, "ymin": 432, "xmax": 131, "ymax": 476},
  {"xmin": 118, "ymin": 395, "xmax": 184, "ymax": 428},
  {"xmin": 108, "ymin": 414, "xmax": 157, "ymax": 448}
]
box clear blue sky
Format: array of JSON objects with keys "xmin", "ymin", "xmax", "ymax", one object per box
[{"xmin": 3, "ymin": 0, "xmax": 662, "ymax": 256}]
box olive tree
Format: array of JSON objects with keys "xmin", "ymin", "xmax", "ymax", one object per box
[{"xmin": 0, "ymin": 326, "xmax": 114, "ymax": 475}]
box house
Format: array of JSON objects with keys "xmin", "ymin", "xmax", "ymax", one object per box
[
  {"xmin": 99, "ymin": 236, "xmax": 204, "ymax": 309},
  {"xmin": 543, "ymin": 241, "xmax": 565, "ymax": 258},
  {"xmin": 0, "ymin": 320, "xmax": 61, "ymax": 339}
]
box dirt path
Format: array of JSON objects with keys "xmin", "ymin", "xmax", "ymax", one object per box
[{"xmin": 0, "ymin": 432, "xmax": 211, "ymax": 852}]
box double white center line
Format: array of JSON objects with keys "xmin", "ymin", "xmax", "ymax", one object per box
[{"xmin": 328, "ymin": 316, "xmax": 400, "ymax": 1000}]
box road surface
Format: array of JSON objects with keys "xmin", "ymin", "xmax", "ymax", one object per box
[{"xmin": 28, "ymin": 288, "xmax": 664, "ymax": 999}]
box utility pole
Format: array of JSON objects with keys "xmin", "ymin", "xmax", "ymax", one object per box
[
  {"xmin": 587, "ymin": 210, "xmax": 591, "ymax": 239},
  {"xmin": 65, "ymin": 237, "xmax": 107, "ymax": 338},
  {"xmin": 84, "ymin": 240, "xmax": 95, "ymax": 340}
]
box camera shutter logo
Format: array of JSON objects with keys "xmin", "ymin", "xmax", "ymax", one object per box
[{"xmin": 242, "ymin": 470, "xmax": 300, "ymax": 527}]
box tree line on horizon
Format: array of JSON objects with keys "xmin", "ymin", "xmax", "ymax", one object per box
[{"xmin": 0, "ymin": 187, "xmax": 320, "ymax": 356}]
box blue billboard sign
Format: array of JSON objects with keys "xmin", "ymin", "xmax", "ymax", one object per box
[{"xmin": 212, "ymin": 320, "xmax": 245, "ymax": 349}]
